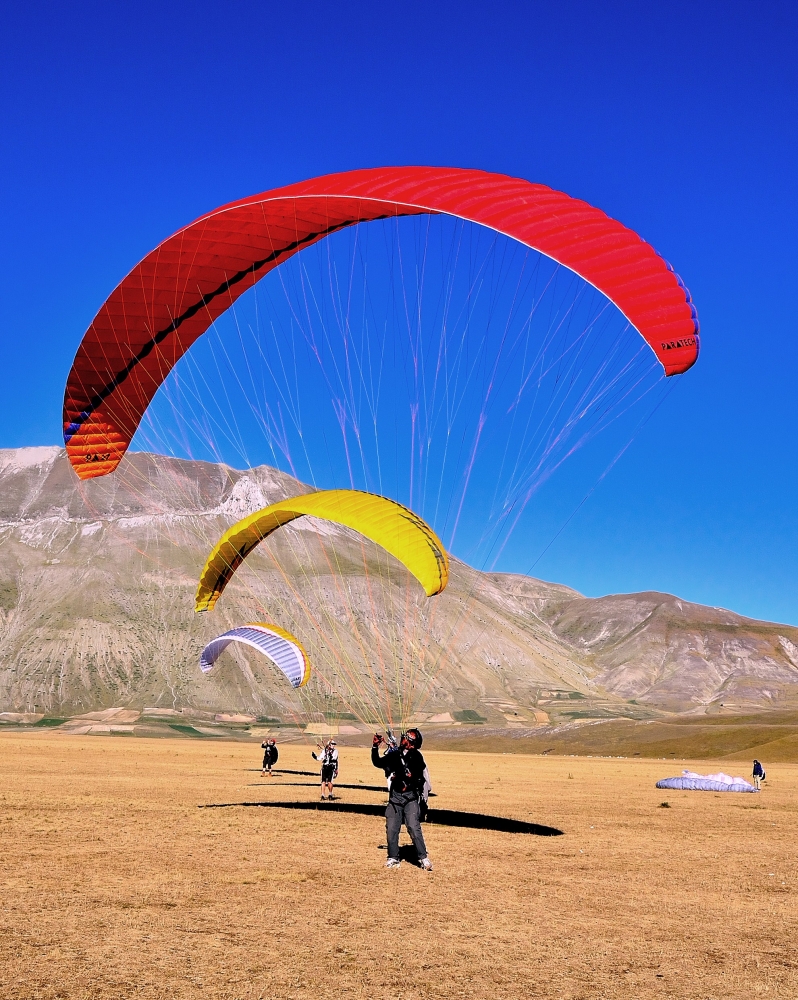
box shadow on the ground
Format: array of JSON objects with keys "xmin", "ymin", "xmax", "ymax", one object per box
[
  {"xmin": 249, "ymin": 781, "xmax": 392, "ymax": 793},
  {"xmin": 247, "ymin": 769, "xmax": 319, "ymax": 777},
  {"xmin": 199, "ymin": 799, "xmax": 563, "ymax": 836}
]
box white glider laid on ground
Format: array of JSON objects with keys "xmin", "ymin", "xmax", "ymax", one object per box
[{"xmin": 656, "ymin": 770, "xmax": 758, "ymax": 793}]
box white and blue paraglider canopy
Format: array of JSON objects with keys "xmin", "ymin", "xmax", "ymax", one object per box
[
  {"xmin": 199, "ymin": 623, "xmax": 310, "ymax": 688},
  {"xmin": 656, "ymin": 770, "xmax": 758, "ymax": 793}
]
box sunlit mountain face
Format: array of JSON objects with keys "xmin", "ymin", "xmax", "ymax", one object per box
[{"xmin": 1, "ymin": 447, "xmax": 797, "ymax": 721}]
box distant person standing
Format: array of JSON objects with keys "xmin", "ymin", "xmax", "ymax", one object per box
[
  {"xmin": 261, "ymin": 739, "xmax": 278, "ymax": 776},
  {"xmin": 312, "ymin": 740, "xmax": 339, "ymax": 800},
  {"xmin": 752, "ymin": 759, "xmax": 765, "ymax": 790},
  {"xmin": 372, "ymin": 728, "xmax": 433, "ymax": 870}
]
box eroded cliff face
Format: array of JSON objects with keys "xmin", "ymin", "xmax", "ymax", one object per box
[
  {"xmin": 486, "ymin": 578, "xmax": 798, "ymax": 712},
  {"xmin": 1, "ymin": 447, "xmax": 797, "ymax": 719}
]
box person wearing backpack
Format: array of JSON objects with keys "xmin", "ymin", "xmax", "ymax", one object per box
[
  {"xmin": 752, "ymin": 759, "xmax": 765, "ymax": 790},
  {"xmin": 372, "ymin": 728, "xmax": 433, "ymax": 871},
  {"xmin": 261, "ymin": 739, "xmax": 278, "ymax": 776},
  {"xmin": 312, "ymin": 740, "xmax": 339, "ymax": 800}
]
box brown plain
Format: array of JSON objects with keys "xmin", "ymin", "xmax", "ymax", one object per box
[{"xmin": 1, "ymin": 734, "xmax": 796, "ymax": 999}]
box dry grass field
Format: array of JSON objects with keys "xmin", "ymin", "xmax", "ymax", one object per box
[{"xmin": 0, "ymin": 733, "xmax": 796, "ymax": 999}]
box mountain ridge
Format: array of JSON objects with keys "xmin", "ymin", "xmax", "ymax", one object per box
[{"xmin": 2, "ymin": 446, "xmax": 798, "ymax": 722}]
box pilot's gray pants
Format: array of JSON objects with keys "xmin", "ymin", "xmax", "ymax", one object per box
[{"xmin": 386, "ymin": 791, "xmax": 428, "ymax": 861}]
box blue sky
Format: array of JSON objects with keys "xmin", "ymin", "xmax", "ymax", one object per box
[{"xmin": 2, "ymin": 1, "xmax": 797, "ymax": 623}]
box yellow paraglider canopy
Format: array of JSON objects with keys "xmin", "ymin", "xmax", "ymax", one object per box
[{"xmin": 195, "ymin": 489, "xmax": 449, "ymax": 613}]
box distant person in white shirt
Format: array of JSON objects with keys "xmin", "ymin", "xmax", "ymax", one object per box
[{"xmin": 312, "ymin": 740, "xmax": 339, "ymax": 800}]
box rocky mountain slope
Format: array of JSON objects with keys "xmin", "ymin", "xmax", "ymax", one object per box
[{"xmin": 2, "ymin": 446, "xmax": 797, "ymax": 721}]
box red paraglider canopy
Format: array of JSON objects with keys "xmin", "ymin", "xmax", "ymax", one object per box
[{"xmin": 64, "ymin": 166, "xmax": 700, "ymax": 479}]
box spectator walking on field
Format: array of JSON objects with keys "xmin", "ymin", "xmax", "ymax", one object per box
[
  {"xmin": 752, "ymin": 759, "xmax": 765, "ymax": 790},
  {"xmin": 261, "ymin": 739, "xmax": 278, "ymax": 776},
  {"xmin": 312, "ymin": 740, "xmax": 339, "ymax": 800},
  {"xmin": 372, "ymin": 728, "xmax": 433, "ymax": 871}
]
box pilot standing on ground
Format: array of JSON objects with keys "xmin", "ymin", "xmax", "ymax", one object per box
[
  {"xmin": 372, "ymin": 728, "xmax": 433, "ymax": 871},
  {"xmin": 261, "ymin": 738, "xmax": 278, "ymax": 776},
  {"xmin": 312, "ymin": 739, "xmax": 339, "ymax": 800}
]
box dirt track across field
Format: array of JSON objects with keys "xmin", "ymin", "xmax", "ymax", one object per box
[{"xmin": 1, "ymin": 734, "xmax": 796, "ymax": 998}]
